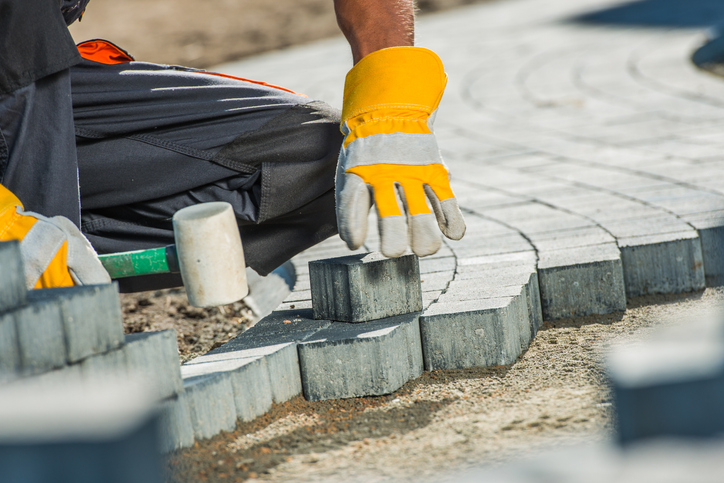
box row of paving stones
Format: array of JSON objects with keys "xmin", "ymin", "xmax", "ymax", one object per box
[{"xmin": 0, "ymin": 241, "xmax": 184, "ymax": 452}]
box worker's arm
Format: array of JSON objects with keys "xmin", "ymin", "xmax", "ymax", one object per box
[
  {"xmin": 333, "ymin": 0, "xmax": 466, "ymax": 258},
  {"xmin": 334, "ymin": 0, "xmax": 414, "ymax": 64}
]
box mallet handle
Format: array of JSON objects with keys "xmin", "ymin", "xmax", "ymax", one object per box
[{"xmin": 98, "ymin": 245, "xmax": 180, "ymax": 279}]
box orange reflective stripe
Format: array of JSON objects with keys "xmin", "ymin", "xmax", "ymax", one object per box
[
  {"xmin": 77, "ymin": 39, "xmax": 135, "ymax": 64},
  {"xmin": 202, "ymin": 71, "xmax": 305, "ymax": 97}
]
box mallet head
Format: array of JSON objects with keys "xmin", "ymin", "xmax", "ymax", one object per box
[{"xmin": 172, "ymin": 202, "xmax": 248, "ymax": 308}]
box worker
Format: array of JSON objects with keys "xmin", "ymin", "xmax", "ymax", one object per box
[{"xmin": 0, "ymin": 0, "xmax": 466, "ymax": 291}]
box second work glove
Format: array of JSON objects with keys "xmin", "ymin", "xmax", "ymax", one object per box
[
  {"xmin": 0, "ymin": 185, "xmax": 111, "ymax": 289},
  {"xmin": 336, "ymin": 47, "xmax": 466, "ymax": 257}
]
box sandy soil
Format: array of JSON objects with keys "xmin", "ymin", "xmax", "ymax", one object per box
[{"xmin": 166, "ymin": 287, "xmax": 724, "ymax": 483}]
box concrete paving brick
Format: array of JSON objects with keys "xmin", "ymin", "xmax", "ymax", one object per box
[
  {"xmin": 298, "ymin": 312, "xmax": 423, "ymax": 401},
  {"xmin": 283, "ymin": 289, "xmax": 311, "ymax": 303},
  {"xmin": 198, "ymin": 310, "xmax": 331, "ymax": 406},
  {"xmin": 0, "ymin": 241, "xmax": 26, "ymax": 314},
  {"xmin": 183, "ymin": 354, "xmax": 273, "ymax": 423},
  {"xmin": 277, "ymin": 300, "xmax": 312, "ymax": 311},
  {"xmin": 79, "ymin": 347, "xmax": 127, "ymax": 381},
  {"xmin": 419, "ymin": 270, "xmax": 455, "ymax": 292},
  {"xmin": 420, "ymin": 293, "xmax": 531, "ymax": 370},
  {"xmin": 437, "ymin": 283, "xmax": 523, "ymax": 303},
  {"xmin": 422, "ymin": 290, "xmax": 442, "ymax": 307},
  {"xmin": 28, "ymin": 284, "xmax": 124, "ymax": 363},
  {"xmin": 538, "ymin": 244, "xmax": 627, "ymax": 319},
  {"xmin": 418, "ymin": 256, "xmax": 457, "ymax": 274},
  {"xmin": 527, "ymin": 226, "xmax": 616, "ymax": 251},
  {"xmin": 603, "ymin": 217, "xmax": 692, "ymax": 238},
  {"xmin": 0, "ymin": 311, "xmax": 20, "ymax": 382},
  {"xmin": 14, "ymin": 299, "xmax": 66, "ymax": 374},
  {"xmin": 608, "ymin": 317, "xmax": 724, "ymax": 443},
  {"xmin": 124, "ymin": 331, "xmax": 183, "ymax": 400},
  {"xmin": 697, "ymin": 225, "xmax": 724, "ymax": 286},
  {"xmin": 449, "ymin": 235, "xmax": 535, "ymax": 258},
  {"xmin": 618, "ymin": 231, "xmax": 706, "ymax": 297},
  {"xmin": 158, "ymin": 392, "xmax": 195, "ymax": 452},
  {"xmin": 309, "ymin": 252, "xmax": 422, "ymax": 322},
  {"xmin": 24, "ymin": 363, "xmax": 84, "ymax": 388},
  {"xmin": 183, "ymin": 373, "xmax": 237, "ymax": 440}
]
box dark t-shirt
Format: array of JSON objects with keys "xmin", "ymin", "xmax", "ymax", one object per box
[{"xmin": 0, "ymin": 0, "xmax": 82, "ymax": 95}]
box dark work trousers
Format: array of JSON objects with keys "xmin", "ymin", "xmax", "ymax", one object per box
[
  {"xmin": 70, "ymin": 58, "xmax": 343, "ymax": 291},
  {"xmin": 0, "ymin": 69, "xmax": 82, "ymax": 225}
]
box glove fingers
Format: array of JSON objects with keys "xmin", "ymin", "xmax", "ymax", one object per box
[
  {"xmin": 378, "ymin": 214, "xmax": 407, "ymax": 258},
  {"xmin": 337, "ymin": 173, "xmax": 371, "ymax": 250},
  {"xmin": 409, "ymin": 213, "xmax": 442, "ymax": 257},
  {"xmin": 424, "ymin": 185, "xmax": 466, "ymax": 240}
]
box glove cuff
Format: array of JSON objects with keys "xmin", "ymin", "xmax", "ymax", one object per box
[{"xmin": 341, "ymin": 47, "xmax": 447, "ymax": 123}]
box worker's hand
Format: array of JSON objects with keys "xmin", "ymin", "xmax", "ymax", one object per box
[
  {"xmin": 0, "ymin": 185, "xmax": 111, "ymax": 289},
  {"xmin": 336, "ymin": 47, "xmax": 466, "ymax": 257}
]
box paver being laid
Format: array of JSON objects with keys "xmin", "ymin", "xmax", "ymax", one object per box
[{"xmin": 309, "ymin": 252, "xmax": 422, "ymax": 322}]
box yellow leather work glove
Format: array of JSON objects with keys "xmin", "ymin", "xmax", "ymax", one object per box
[
  {"xmin": 0, "ymin": 184, "xmax": 111, "ymax": 289},
  {"xmin": 336, "ymin": 47, "xmax": 466, "ymax": 257}
]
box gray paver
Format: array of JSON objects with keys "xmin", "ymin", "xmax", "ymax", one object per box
[
  {"xmin": 298, "ymin": 312, "xmax": 423, "ymax": 401},
  {"xmin": 206, "ymin": 309, "xmax": 331, "ymax": 404},
  {"xmin": 28, "ymin": 284, "xmax": 124, "ymax": 363},
  {"xmin": 0, "ymin": 311, "xmax": 20, "ymax": 381},
  {"xmin": 158, "ymin": 392, "xmax": 195, "ymax": 452},
  {"xmin": 420, "ymin": 291, "xmax": 531, "ymax": 370},
  {"xmin": 14, "ymin": 299, "xmax": 66, "ymax": 374},
  {"xmin": 0, "ymin": 241, "xmax": 26, "ymax": 314},
  {"xmin": 79, "ymin": 347, "xmax": 127, "ymax": 381},
  {"xmin": 183, "ymin": 373, "xmax": 237, "ymax": 440},
  {"xmin": 309, "ymin": 252, "xmax": 422, "ymax": 322},
  {"xmin": 124, "ymin": 331, "xmax": 183, "ymax": 400},
  {"xmin": 618, "ymin": 232, "xmax": 705, "ymax": 297},
  {"xmin": 608, "ymin": 317, "xmax": 724, "ymax": 444},
  {"xmin": 538, "ymin": 244, "xmax": 627, "ymax": 319},
  {"xmin": 183, "ymin": 353, "xmax": 273, "ymax": 423},
  {"xmin": 698, "ymin": 225, "xmax": 724, "ymax": 286}
]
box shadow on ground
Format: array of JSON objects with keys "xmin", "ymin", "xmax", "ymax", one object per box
[
  {"xmin": 166, "ymin": 388, "xmax": 455, "ymax": 483},
  {"xmin": 568, "ymin": 0, "xmax": 724, "ymax": 28}
]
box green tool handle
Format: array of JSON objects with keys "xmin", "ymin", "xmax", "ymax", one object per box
[{"xmin": 98, "ymin": 245, "xmax": 180, "ymax": 279}]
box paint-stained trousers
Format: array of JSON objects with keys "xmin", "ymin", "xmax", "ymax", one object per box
[{"xmin": 0, "ymin": 55, "xmax": 342, "ymax": 291}]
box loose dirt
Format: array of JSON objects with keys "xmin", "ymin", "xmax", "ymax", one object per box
[
  {"xmin": 166, "ymin": 288, "xmax": 724, "ymax": 483},
  {"xmin": 120, "ymin": 290, "xmax": 256, "ymax": 364}
]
